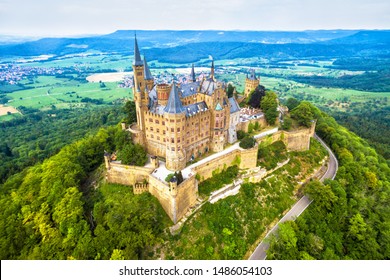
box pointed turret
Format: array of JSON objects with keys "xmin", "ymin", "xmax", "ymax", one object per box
[
  {"xmin": 164, "ymin": 83, "xmax": 185, "ymax": 114},
  {"xmin": 133, "ymin": 34, "xmax": 143, "ymax": 66},
  {"xmin": 249, "ymin": 69, "xmax": 257, "ymax": 80},
  {"xmin": 190, "ymin": 64, "xmax": 196, "ymax": 82},
  {"xmin": 210, "ymin": 60, "xmax": 215, "ymax": 79},
  {"xmin": 143, "ymin": 56, "xmax": 153, "ymax": 80}
]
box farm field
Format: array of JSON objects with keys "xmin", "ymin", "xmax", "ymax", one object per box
[{"xmin": 4, "ymin": 76, "xmax": 132, "ymax": 110}]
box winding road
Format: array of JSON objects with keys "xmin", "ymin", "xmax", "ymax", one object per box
[{"xmin": 249, "ymin": 133, "xmax": 338, "ymax": 260}]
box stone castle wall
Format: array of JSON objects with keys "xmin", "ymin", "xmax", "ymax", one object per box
[
  {"xmin": 105, "ymin": 124, "xmax": 314, "ymax": 224},
  {"xmin": 105, "ymin": 161, "xmax": 153, "ymax": 186},
  {"xmin": 257, "ymin": 124, "xmax": 315, "ymax": 152},
  {"xmin": 238, "ymin": 117, "xmax": 267, "ymax": 133},
  {"xmin": 193, "ymin": 145, "xmax": 258, "ymax": 182}
]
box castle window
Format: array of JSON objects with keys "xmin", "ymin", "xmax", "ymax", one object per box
[
  {"xmin": 149, "ymin": 118, "xmax": 153, "ymax": 122},
  {"xmin": 163, "ymin": 130, "xmax": 166, "ymax": 134},
  {"xmin": 186, "ymin": 140, "xmax": 189, "ymax": 144},
  {"xmin": 177, "ymin": 127, "xmax": 180, "ymax": 132},
  {"xmin": 151, "ymin": 134, "xmax": 154, "ymax": 139},
  {"xmin": 162, "ymin": 121, "xmax": 165, "ymax": 125},
  {"xmin": 216, "ymin": 114, "xmax": 219, "ymax": 117},
  {"xmin": 150, "ymin": 127, "xmax": 154, "ymax": 131},
  {"xmin": 171, "ymin": 138, "xmax": 174, "ymax": 143},
  {"xmin": 171, "ymin": 128, "xmax": 174, "ymax": 132},
  {"xmin": 157, "ymin": 136, "xmax": 160, "ymax": 140},
  {"xmin": 171, "ymin": 147, "xmax": 175, "ymax": 151},
  {"xmin": 157, "ymin": 128, "xmax": 159, "ymax": 133},
  {"xmin": 178, "ymin": 139, "xmax": 180, "ymax": 143},
  {"xmin": 155, "ymin": 120, "xmax": 159, "ymax": 124},
  {"xmin": 170, "ymin": 120, "xmax": 174, "ymax": 123}
]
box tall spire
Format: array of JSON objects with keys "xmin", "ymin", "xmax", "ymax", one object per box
[
  {"xmin": 143, "ymin": 56, "xmax": 153, "ymax": 80},
  {"xmin": 133, "ymin": 34, "xmax": 143, "ymax": 66},
  {"xmin": 210, "ymin": 59, "xmax": 215, "ymax": 79},
  {"xmin": 190, "ymin": 64, "xmax": 196, "ymax": 82},
  {"xmin": 164, "ymin": 83, "xmax": 185, "ymax": 114}
]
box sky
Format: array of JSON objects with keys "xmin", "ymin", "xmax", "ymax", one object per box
[{"xmin": 0, "ymin": 0, "xmax": 389, "ymax": 37}]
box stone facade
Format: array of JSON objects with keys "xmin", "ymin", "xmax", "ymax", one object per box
[
  {"xmin": 103, "ymin": 38, "xmax": 316, "ymax": 224},
  {"xmin": 128, "ymin": 36, "xmax": 241, "ymax": 172}
]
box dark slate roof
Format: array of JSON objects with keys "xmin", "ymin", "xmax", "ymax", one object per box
[
  {"xmin": 143, "ymin": 56, "xmax": 153, "ymax": 80},
  {"xmin": 190, "ymin": 64, "xmax": 196, "ymax": 82},
  {"xmin": 133, "ymin": 35, "xmax": 143, "ymax": 66},
  {"xmin": 164, "ymin": 83, "xmax": 186, "ymax": 114},
  {"xmin": 184, "ymin": 101, "xmax": 208, "ymax": 117},
  {"xmin": 229, "ymin": 97, "xmax": 240, "ymax": 113},
  {"xmin": 248, "ymin": 69, "xmax": 257, "ymax": 80},
  {"xmin": 200, "ymin": 79, "xmax": 216, "ymax": 95},
  {"xmin": 179, "ymin": 81, "xmax": 200, "ymax": 98}
]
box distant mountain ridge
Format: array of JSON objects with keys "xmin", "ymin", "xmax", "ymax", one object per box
[{"xmin": 0, "ymin": 30, "xmax": 389, "ymax": 60}]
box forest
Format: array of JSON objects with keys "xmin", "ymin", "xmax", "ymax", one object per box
[
  {"xmin": 267, "ymin": 102, "xmax": 390, "ymax": 259},
  {"xmin": 0, "ymin": 98, "xmax": 389, "ymax": 259},
  {"xmin": 0, "ymin": 105, "xmax": 125, "ymax": 184}
]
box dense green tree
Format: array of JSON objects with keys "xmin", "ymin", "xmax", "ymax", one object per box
[
  {"xmin": 226, "ymin": 83, "xmax": 235, "ymax": 98},
  {"xmin": 290, "ymin": 101, "xmax": 315, "ymax": 127},
  {"xmin": 122, "ymin": 100, "xmax": 137, "ymax": 124},
  {"xmin": 239, "ymin": 136, "xmax": 256, "ymax": 149},
  {"xmin": 117, "ymin": 143, "xmax": 147, "ymax": 166},
  {"xmin": 267, "ymin": 102, "xmax": 390, "ymax": 260},
  {"xmin": 286, "ymin": 98, "xmax": 301, "ymax": 111},
  {"xmin": 260, "ymin": 91, "xmax": 278, "ymax": 125},
  {"xmin": 248, "ymin": 85, "xmax": 266, "ymax": 108}
]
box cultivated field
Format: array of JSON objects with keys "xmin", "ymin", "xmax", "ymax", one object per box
[{"xmin": 0, "ymin": 104, "xmax": 20, "ymax": 116}]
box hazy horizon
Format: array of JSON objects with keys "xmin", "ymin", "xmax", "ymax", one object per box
[{"xmin": 1, "ymin": 0, "xmax": 389, "ymax": 37}]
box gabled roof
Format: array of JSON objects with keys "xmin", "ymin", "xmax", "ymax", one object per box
[
  {"xmin": 143, "ymin": 56, "xmax": 153, "ymax": 80},
  {"xmin": 164, "ymin": 83, "xmax": 185, "ymax": 114},
  {"xmin": 133, "ymin": 35, "xmax": 143, "ymax": 66}
]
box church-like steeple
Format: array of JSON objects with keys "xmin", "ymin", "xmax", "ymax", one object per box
[
  {"xmin": 164, "ymin": 83, "xmax": 185, "ymax": 114},
  {"xmin": 133, "ymin": 34, "xmax": 143, "ymax": 66},
  {"xmin": 143, "ymin": 56, "xmax": 153, "ymax": 80},
  {"xmin": 210, "ymin": 60, "xmax": 215, "ymax": 79},
  {"xmin": 190, "ymin": 64, "xmax": 196, "ymax": 82}
]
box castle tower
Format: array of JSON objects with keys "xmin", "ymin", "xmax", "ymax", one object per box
[
  {"xmin": 211, "ymin": 102, "xmax": 226, "ymax": 152},
  {"xmin": 164, "ymin": 83, "xmax": 187, "ymax": 171},
  {"xmin": 190, "ymin": 64, "xmax": 196, "ymax": 83},
  {"xmin": 132, "ymin": 35, "xmax": 148, "ymax": 145},
  {"xmin": 244, "ymin": 69, "xmax": 260, "ymax": 98},
  {"xmin": 143, "ymin": 56, "xmax": 154, "ymax": 90},
  {"xmin": 210, "ymin": 60, "xmax": 215, "ymax": 80},
  {"xmin": 156, "ymin": 84, "xmax": 171, "ymax": 106}
]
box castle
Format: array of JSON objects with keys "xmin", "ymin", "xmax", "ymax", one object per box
[
  {"xmin": 244, "ymin": 69, "xmax": 260, "ymax": 98},
  {"xmin": 129, "ymin": 35, "xmax": 241, "ymax": 171},
  {"xmin": 105, "ymin": 36, "xmax": 315, "ymax": 224}
]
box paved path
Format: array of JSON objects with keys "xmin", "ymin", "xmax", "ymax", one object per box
[{"xmin": 249, "ymin": 134, "xmax": 338, "ymax": 260}]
